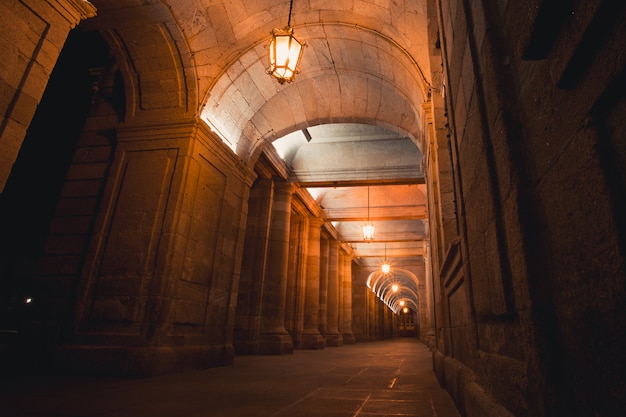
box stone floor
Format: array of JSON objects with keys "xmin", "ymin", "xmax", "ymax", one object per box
[{"xmin": 0, "ymin": 338, "xmax": 460, "ymax": 417}]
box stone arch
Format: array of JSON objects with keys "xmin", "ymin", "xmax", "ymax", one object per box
[{"xmin": 80, "ymin": 3, "xmax": 200, "ymax": 122}]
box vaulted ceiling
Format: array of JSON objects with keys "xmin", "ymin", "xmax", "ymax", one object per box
[
  {"xmin": 271, "ymin": 123, "xmax": 427, "ymax": 276},
  {"xmin": 81, "ymin": 0, "xmax": 440, "ymax": 308}
]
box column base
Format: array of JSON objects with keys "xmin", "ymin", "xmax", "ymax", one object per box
[
  {"xmin": 342, "ymin": 332, "xmax": 356, "ymax": 344},
  {"xmin": 259, "ymin": 333, "xmax": 294, "ymax": 355},
  {"xmin": 233, "ymin": 340, "xmax": 260, "ymax": 355},
  {"xmin": 53, "ymin": 344, "xmax": 234, "ymax": 377},
  {"xmin": 325, "ymin": 332, "xmax": 344, "ymax": 346},
  {"xmin": 301, "ymin": 332, "xmax": 325, "ymax": 349}
]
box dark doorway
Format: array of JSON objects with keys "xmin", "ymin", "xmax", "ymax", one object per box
[{"xmin": 0, "ymin": 29, "xmax": 107, "ymax": 332}]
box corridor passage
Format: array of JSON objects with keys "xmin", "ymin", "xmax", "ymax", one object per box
[{"xmin": 0, "ymin": 339, "xmax": 460, "ymax": 417}]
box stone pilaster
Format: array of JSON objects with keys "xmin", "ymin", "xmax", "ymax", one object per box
[
  {"xmin": 259, "ymin": 180, "xmax": 296, "ymax": 354},
  {"xmin": 423, "ymin": 240, "xmax": 435, "ymax": 346},
  {"xmin": 325, "ymin": 239, "xmax": 343, "ymax": 346},
  {"xmin": 301, "ymin": 217, "xmax": 325, "ymax": 349},
  {"xmin": 47, "ymin": 120, "xmax": 252, "ymax": 376}
]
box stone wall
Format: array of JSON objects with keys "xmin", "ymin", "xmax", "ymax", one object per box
[{"xmin": 433, "ymin": 1, "xmax": 626, "ymax": 416}]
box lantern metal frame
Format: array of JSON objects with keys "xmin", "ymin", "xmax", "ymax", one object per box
[
  {"xmin": 267, "ymin": 0, "xmax": 305, "ymax": 84},
  {"xmin": 363, "ymin": 186, "xmax": 375, "ymax": 240}
]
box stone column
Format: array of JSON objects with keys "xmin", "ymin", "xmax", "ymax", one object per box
[
  {"xmin": 325, "ymin": 239, "xmax": 343, "ymax": 346},
  {"xmin": 423, "ymin": 240, "xmax": 435, "ymax": 345},
  {"xmin": 234, "ymin": 178, "xmax": 273, "ymax": 354},
  {"xmin": 259, "ymin": 180, "xmax": 296, "ymax": 354},
  {"xmin": 301, "ymin": 217, "xmax": 325, "ymax": 349},
  {"xmin": 338, "ymin": 251, "xmax": 345, "ymax": 335},
  {"xmin": 342, "ymin": 252, "xmax": 356, "ymax": 344},
  {"xmin": 350, "ymin": 263, "xmax": 367, "ymax": 342},
  {"xmin": 318, "ymin": 236, "xmax": 329, "ymax": 337},
  {"xmin": 368, "ymin": 289, "xmax": 377, "ymax": 340}
]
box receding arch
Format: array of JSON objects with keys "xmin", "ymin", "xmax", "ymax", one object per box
[{"xmin": 367, "ymin": 268, "xmax": 420, "ymax": 314}]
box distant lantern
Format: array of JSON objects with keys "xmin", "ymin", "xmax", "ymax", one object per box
[
  {"xmin": 363, "ymin": 223, "xmax": 375, "ymax": 241},
  {"xmin": 381, "ymin": 242, "xmax": 390, "ymax": 273},
  {"xmin": 267, "ymin": 1, "xmax": 305, "ymax": 84}
]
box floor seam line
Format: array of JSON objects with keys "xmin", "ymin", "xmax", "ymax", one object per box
[
  {"xmin": 352, "ymin": 392, "xmax": 372, "ymax": 417},
  {"xmin": 270, "ymin": 389, "xmax": 317, "ymax": 417}
]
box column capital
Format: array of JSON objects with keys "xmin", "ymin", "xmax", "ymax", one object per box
[
  {"xmin": 308, "ymin": 216, "xmax": 325, "ymax": 229},
  {"xmin": 340, "ymin": 243, "xmax": 356, "ymax": 259},
  {"xmin": 273, "ymin": 180, "xmax": 298, "ymax": 195}
]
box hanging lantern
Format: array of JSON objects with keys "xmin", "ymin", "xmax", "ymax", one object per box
[
  {"xmin": 381, "ymin": 242, "xmax": 390, "ymax": 273},
  {"xmin": 268, "ymin": 1, "xmax": 305, "ymax": 84},
  {"xmin": 363, "ymin": 186, "xmax": 374, "ymax": 240}
]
